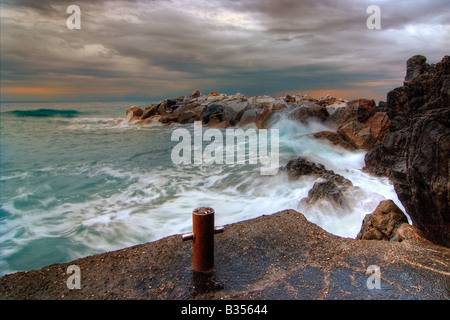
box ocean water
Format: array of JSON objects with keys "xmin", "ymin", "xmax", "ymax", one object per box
[{"xmin": 0, "ymin": 101, "xmax": 405, "ymax": 277}]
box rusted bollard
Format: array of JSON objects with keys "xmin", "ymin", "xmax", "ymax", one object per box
[{"xmin": 182, "ymin": 207, "xmax": 224, "ymax": 272}]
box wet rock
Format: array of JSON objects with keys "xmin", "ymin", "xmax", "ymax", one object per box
[
  {"xmin": 157, "ymin": 99, "xmax": 178, "ymax": 116},
  {"xmin": 201, "ymin": 102, "xmax": 237, "ymax": 127},
  {"xmin": 140, "ymin": 104, "xmax": 159, "ymax": 120},
  {"xmin": 356, "ymin": 200, "xmax": 410, "ymax": 241},
  {"xmin": 301, "ymin": 180, "xmax": 347, "ymax": 207},
  {"xmin": 285, "ymin": 158, "xmax": 327, "ymax": 179},
  {"xmin": 289, "ymin": 103, "xmax": 329, "ymax": 123},
  {"xmin": 126, "ymin": 106, "xmax": 144, "ymax": 122},
  {"xmin": 284, "ymin": 158, "xmax": 352, "ymax": 187},
  {"xmin": 309, "ymin": 131, "xmax": 357, "ymax": 151},
  {"xmin": 337, "ymin": 120, "xmax": 377, "ymax": 150},
  {"xmin": 255, "ymin": 103, "xmax": 273, "ymax": 129},
  {"xmin": 328, "ymin": 99, "xmax": 376, "ymax": 126},
  {"xmin": 237, "ymin": 109, "xmax": 258, "ymax": 127},
  {"xmin": 364, "ymin": 112, "xmax": 390, "ymax": 143}
]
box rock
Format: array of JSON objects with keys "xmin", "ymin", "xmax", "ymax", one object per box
[
  {"xmin": 237, "ymin": 109, "xmax": 258, "ymax": 127},
  {"xmin": 290, "ymin": 104, "xmax": 329, "ymax": 123},
  {"xmin": 327, "ymin": 99, "xmax": 375, "ymax": 126},
  {"xmin": 404, "ymin": 55, "xmax": 429, "ymax": 85},
  {"xmin": 189, "ymin": 89, "xmax": 202, "ymax": 99},
  {"xmin": 140, "ymin": 104, "xmax": 159, "ymax": 120},
  {"xmin": 1, "ymin": 210, "xmax": 449, "ymax": 300},
  {"xmin": 285, "ymin": 158, "xmax": 327, "ymax": 179},
  {"xmin": 356, "ymin": 200, "xmax": 409, "ymax": 241},
  {"xmin": 255, "ymin": 103, "xmax": 273, "ymax": 129},
  {"xmin": 226, "ymin": 100, "xmax": 251, "ymax": 114},
  {"xmin": 177, "ymin": 104, "xmax": 205, "ymax": 124},
  {"xmin": 364, "ymin": 55, "xmax": 450, "ymax": 247},
  {"xmin": 284, "ymin": 158, "xmax": 352, "ymax": 187},
  {"xmin": 285, "ymin": 94, "xmax": 297, "ymax": 104},
  {"xmin": 126, "ymin": 106, "xmax": 144, "ymax": 122},
  {"xmin": 256, "ymin": 95, "xmax": 275, "ymax": 104},
  {"xmin": 301, "ymin": 180, "xmax": 347, "ymax": 207},
  {"xmin": 337, "ymin": 120, "xmax": 377, "ymax": 150},
  {"xmin": 229, "ymin": 92, "xmax": 247, "ymax": 101},
  {"xmin": 310, "ymin": 131, "xmax": 357, "ymax": 151},
  {"xmin": 364, "ymin": 112, "xmax": 390, "ymax": 143},
  {"xmin": 273, "ymin": 101, "xmax": 288, "ymax": 111},
  {"xmin": 201, "ymin": 102, "xmax": 236, "ymax": 127}
]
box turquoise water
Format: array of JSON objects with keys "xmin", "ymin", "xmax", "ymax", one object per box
[{"xmin": 0, "ymin": 101, "xmax": 404, "ymax": 276}]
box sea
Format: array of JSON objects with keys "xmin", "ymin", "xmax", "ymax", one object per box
[{"xmin": 0, "ymin": 101, "xmax": 406, "ymax": 277}]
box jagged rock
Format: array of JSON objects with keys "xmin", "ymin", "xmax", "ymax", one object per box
[
  {"xmin": 364, "ymin": 55, "xmax": 450, "ymax": 247},
  {"xmin": 189, "ymin": 89, "xmax": 202, "ymax": 99},
  {"xmin": 237, "ymin": 109, "xmax": 258, "ymax": 127},
  {"xmin": 285, "ymin": 158, "xmax": 327, "ymax": 179},
  {"xmin": 328, "ymin": 99, "xmax": 376, "ymax": 126},
  {"xmin": 404, "ymin": 55, "xmax": 429, "ymax": 85},
  {"xmin": 310, "ymin": 131, "xmax": 357, "ymax": 151},
  {"xmin": 337, "ymin": 120, "xmax": 377, "ymax": 150},
  {"xmin": 284, "ymin": 158, "xmax": 352, "ymax": 187},
  {"xmin": 301, "ymin": 180, "xmax": 347, "ymax": 207},
  {"xmin": 255, "ymin": 103, "xmax": 273, "ymax": 129},
  {"xmin": 226, "ymin": 100, "xmax": 251, "ymax": 114},
  {"xmin": 177, "ymin": 103, "xmax": 205, "ymax": 124},
  {"xmin": 156, "ymin": 99, "xmax": 178, "ymax": 116},
  {"xmin": 201, "ymin": 102, "xmax": 237, "ymax": 127},
  {"xmin": 229, "ymin": 92, "xmax": 247, "ymax": 101},
  {"xmin": 126, "ymin": 106, "xmax": 144, "ymax": 122},
  {"xmin": 356, "ymin": 200, "xmax": 417, "ymax": 242},
  {"xmin": 290, "ymin": 104, "xmax": 329, "ymax": 123},
  {"xmin": 364, "ymin": 112, "xmax": 390, "ymax": 143},
  {"xmin": 285, "ymin": 94, "xmax": 297, "ymax": 104},
  {"xmin": 140, "ymin": 104, "xmax": 159, "ymax": 120}
]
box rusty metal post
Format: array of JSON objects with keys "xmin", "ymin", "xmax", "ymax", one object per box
[{"xmin": 182, "ymin": 207, "xmax": 224, "ymax": 272}]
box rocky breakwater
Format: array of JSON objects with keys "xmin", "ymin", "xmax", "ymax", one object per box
[
  {"xmin": 125, "ymin": 89, "xmax": 390, "ymax": 151},
  {"xmin": 364, "ymin": 55, "xmax": 450, "ymax": 247}
]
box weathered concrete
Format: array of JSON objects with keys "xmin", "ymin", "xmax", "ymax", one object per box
[{"xmin": 1, "ymin": 210, "xmax": 449, "ymax": 300}]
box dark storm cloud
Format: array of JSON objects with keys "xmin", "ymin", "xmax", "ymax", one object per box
[{"xmin": 1, "ymin": 0, "xmax": 449, "ymax": 101}]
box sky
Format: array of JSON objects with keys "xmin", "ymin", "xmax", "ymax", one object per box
[{"xmin": 1, "ymin": 0, "xmax": 449, "ymax": 102}]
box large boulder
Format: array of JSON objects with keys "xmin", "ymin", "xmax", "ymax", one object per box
[
  {"xmin": 337, "ymin": 120, "xmax": 377, "ymax": 150},
  {"xmin": 365, "ymin": 55, "xmax": 450, "ymax": 247},
  {"xmin": 284, "ymin": 158, "xmax": 352, "ymax": 187},
  {"xmin": 356, "ymin": 200, "xmax": 416, "ymax": 242},
  {"xmin": 309, "ymin": 131, "xmax": 357, "ymax": 151},
  {"xmin": 201, "ymin": 102, "xmax": 237, "ymax": 128},
  {"xmin": 301, "ymin": 180, "xmax": 347, "ymax": 207},
  {"xmin": 126, "ymin": 106, "xmax": 144, "ymax": 122}
]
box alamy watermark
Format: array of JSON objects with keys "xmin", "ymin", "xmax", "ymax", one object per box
[
  {"xmin": 66, "ymin": 5, "xmax": 81, "ymax": 30},
  {"xmin": 66, "ymin": 265, "xmax": 81, "ymax": 290},
  {"xmin": 171, "ymin": 122, "xmax": 279, "ymax": 176},
  {"xmin": 367, "ymin": 5, "xmax": 381, "ymax": 30},
  {"xmin": 366, "ymin": 265, "xmax": 381, "ymax": 290}
]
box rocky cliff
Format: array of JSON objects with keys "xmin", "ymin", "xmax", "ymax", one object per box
[{"xmin": 365, "ymin": 55, "xmax": 450, "ymax": 247}]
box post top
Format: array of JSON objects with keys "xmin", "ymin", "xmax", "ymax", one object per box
[{"xmin": 193, "ymin": 207, "xmax": 215, "ymax": 216}]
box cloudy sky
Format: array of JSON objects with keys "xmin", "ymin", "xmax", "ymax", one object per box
[{"xmin": 1, "ymin": 0, "xmax": 449, "ymax": 102}]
